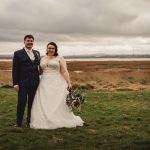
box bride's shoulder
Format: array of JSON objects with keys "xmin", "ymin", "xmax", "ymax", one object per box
[
  {"xmin": 57, "ymin": 55, "xmax": 66, "ymax": 62},
  {"xmin": 40, "ymin": 56, "xmax": 49, "ymax": 67},
  {"xmin": 57, "ymin": 55, "xmax": 64, "ymax": 60},
  {"xmin": 41, "ymin": 56, "xmax": 47, "ymax": 60},
  {"xmin": 57, "ymin": 56, "xmax": 66, "ymax": 65}
]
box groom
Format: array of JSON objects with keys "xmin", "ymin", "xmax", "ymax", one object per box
[{"xmin": 12, "ymin": 35, "xmax": 40, "ymax": 128}]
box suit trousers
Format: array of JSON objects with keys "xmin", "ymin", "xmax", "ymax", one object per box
[{"xmin": 17, "ymin": 85, "xmax": 38, "ymax": 125}]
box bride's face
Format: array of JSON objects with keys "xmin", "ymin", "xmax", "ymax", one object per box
[{"xmin": 47, "ymin": 44, "xmax": 55, "ymax": 56}]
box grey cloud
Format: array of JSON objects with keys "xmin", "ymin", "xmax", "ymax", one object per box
[{"xmin": 0, "ymin": 0, "xmax": 150, "ymax": 42}]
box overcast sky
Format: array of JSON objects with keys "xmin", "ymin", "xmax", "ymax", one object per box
[{"xmin": 0, "ymin": 0, "xmax": 150, "ymax": 42}]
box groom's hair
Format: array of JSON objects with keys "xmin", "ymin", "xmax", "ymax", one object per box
[
  {"xmin": 24, "ymin": 35, "xmax": 34, "ymax": 41},
  {"xmin": 46, "ymin": 42, "xmax": 58, "ymax": 56}
]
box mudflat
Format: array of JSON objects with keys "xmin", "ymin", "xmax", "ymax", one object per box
[{"xmin": 0, "ymin": 60, "xmax": 150, "ymax": 90}]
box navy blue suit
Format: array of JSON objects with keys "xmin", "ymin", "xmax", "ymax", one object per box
[{"xmin": 12, "ymin": 48, "xmax": 40, "ymax": 126}]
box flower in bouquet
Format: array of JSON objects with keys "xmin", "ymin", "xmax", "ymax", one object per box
[{"xmin": 66, "ymin": 89, "xmax": 85, "ymax": 111}]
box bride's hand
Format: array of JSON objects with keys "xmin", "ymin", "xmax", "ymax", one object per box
[{"xmin": 67, "ymin": 83, "xmax": 72, "ymax": 91}]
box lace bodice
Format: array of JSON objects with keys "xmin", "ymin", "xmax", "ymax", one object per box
[{"xmin": 40, "ymin": 56, "xmax": 61, "ymax": 75}]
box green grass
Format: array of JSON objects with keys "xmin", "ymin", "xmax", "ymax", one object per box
[{"xmin": 0, "ymin": 87, "xmax": 150, "ymax": 150}]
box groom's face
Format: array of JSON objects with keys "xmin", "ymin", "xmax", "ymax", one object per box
[{"xmin": 24, "ymin": 38, "xmax": 34, "ymax": 49}]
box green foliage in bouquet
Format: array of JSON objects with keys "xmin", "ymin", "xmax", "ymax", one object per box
[{"xmin": 66, "ymin": 89, "xmax": 85, "ymax": 111}]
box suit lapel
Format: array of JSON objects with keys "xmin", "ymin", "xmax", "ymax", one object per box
[
  {"xmin": 22, "ymin": 48, "xmax": 33, "ymax": 63},
  {"xmin": 33, "ymin": 50, "xmax": 39, "ymax": 63},
  {"xmin": 22, "ymin": 48, "xmax": 30, "ymax": 61},
  {"xmin": 33, "ymin": 50, "xmax": 37, "ymax": 60}
]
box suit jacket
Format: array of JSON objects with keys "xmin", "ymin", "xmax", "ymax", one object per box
[{"xmin": 12, "ymin": 48, "xmax": 40, "ymax": 87}]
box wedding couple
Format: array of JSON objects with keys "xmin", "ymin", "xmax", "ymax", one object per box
[{"xmin": 12, "ymin": 34, "xmax": 84, "ymax": 129}]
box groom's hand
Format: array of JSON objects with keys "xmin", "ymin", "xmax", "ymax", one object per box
[{"xmin": 14, "ymin": 85, "xmax": 19, "ymax": 92}]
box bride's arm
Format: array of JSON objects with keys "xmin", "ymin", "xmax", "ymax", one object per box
[{"xmin": 59, "ymin": 56, "xmax": 72, "ymax": 90}]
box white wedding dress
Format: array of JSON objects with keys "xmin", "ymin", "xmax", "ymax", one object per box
[{"xmin": 30, "ymin": 56, "xmax": 84, "ymax": 129}]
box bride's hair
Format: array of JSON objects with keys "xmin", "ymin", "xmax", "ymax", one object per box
[{"xmin": 46, "ymin": 42, "xmax": 58, "ymax": 56}]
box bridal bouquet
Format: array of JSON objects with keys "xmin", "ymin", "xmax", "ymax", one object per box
[{"xmin": 66, "ymin": 89, "xmax": 85, "ymax": 111}]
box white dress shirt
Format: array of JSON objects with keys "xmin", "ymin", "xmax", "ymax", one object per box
[{"xmin": 24, "ymin": 47, "xmax": 35, "ymax": 61}]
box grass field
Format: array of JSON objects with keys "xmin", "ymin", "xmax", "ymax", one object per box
[{"xmin": 0, "ymin": 87, "xmax": 150, "ymax": 150}]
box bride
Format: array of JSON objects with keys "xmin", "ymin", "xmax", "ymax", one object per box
[{"xmin": 30, "ymin": 42, "xmax": 84, "ymax": 129}]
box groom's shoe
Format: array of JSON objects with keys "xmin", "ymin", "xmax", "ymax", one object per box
[{"xmin": 26, "ymin": 123, "xmax": 30, "ymax": 128}]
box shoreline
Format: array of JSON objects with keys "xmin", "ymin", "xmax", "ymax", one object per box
[{"xmin": 1, "ymin": 58, "xmax": 150, "ymax": 62}]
